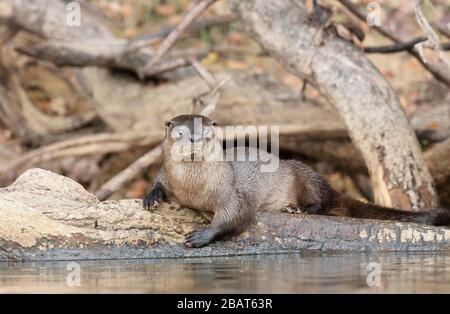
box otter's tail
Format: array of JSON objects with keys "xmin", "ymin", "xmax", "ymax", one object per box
[{"xmin": 334, "ymin": 193, "xmax": 450, "ymax": 226}]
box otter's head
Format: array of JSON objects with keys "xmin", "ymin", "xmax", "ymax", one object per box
[{"xmin": 163, "ymin": 115, "xmax": 221, "ymax": 162}]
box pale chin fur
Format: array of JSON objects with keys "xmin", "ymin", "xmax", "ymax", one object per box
[{"xmin": 170, "ymin": 139, "xmax": 223, "ymax": 162}]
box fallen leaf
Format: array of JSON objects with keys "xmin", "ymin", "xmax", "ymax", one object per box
[
  {"xmin": 282, "ymin": 74, "xmax": 302, "ymax": 89},
  {"xmin": 226, "ymin": 59, "xmax": 247, "ymax": 70},
  {"xmin": 168, "ymin": 15, "xmax": 182, "ymax": 24},
  {"xmin": 227, "ymin": 32, "xmax": 246, "ymax": 45},
  {"xmin": 154, "ymin": 4, "xmax": 176, "ymax": 18},
  {"xmin": 382, "ymin": 70, "xmax": 395, "ymax": 79},
  {"xmin": 127, "ymin": 179, "xmax": 150, "ymax": 198},
  {"xmin": 307, "ymin": 88, "xmax": 321, "ymax": 98},
  {"xmin": 202, "ymin": 52, "xmax": 219, "ymax": 66},
  {"xmin": 427, "ymin": 121, "xmax": 439, "ymax": 130},
  {"xmin": 122, "ymin": 4, "xmax": 133, "ymax": 19},
  {"xmin": 124, "ymin": 27, "xmax": 137, "ymax": 38}
]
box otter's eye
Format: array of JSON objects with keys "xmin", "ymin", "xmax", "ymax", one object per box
[{"xmin": 171, "ymin": 126, "xmax": 189, "ymax": 140}]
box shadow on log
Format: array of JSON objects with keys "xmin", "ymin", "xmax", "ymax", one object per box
[{"xmin": 0, "ymin": 169, "xmax": 449, "ymax": 261}]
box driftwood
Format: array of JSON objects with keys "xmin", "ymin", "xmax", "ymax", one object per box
[
  {"xmin": 0, "ymin": 168, "xmax": 449, "ymax": 261},
  {"xmin": 230, "ymin": 0, "xmax": 438, "ymax": 211}
]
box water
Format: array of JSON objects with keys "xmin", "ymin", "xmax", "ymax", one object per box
[{"xmin": 1, "ymin": 252, "xmax": 450, "ymax": 293}]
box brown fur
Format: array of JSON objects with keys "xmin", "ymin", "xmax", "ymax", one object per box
[{"xmin": 143, "ymin": 115, "xmax": 450, "ymax": 247}]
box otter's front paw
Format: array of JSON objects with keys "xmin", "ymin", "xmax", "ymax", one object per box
[
  {"xmin": 184, "ymin": 228, "xmax": 216, "ymax": 248},
  {"xmin": 143, "ymin": 185, "xmax": 165, "ymax": 210}
]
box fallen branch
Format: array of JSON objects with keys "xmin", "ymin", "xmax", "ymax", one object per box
[
  {"xmin": 140, "ymin": 57, "xmax": 192, "ymax": 77},
  {"xmin": 364, "ymin": 37, "xmax": 450, "ymax": 53},
  {"xmin": 338, "ymin": 0, "xmax": 450, "ymax": 88},
  {"xmin": 0, "ymin": 131, "xmax": 163, "ymax": 176},
  {"xmin": 16, "ymin": 41, "xmax": 256, "ymax": 79},
  {"xmin": 4, "ymin": 1, "xmax": 225, "ymax": 79},
  {"xmin": 9, "ymin": 73, "xmax": 97, "ymax": 134},
  {"xmin": 15, "ymin": 40, "xmax": 203, "ymax": 79},
  {"xmin": 140, "ymin": 0, "xmax": 218, "ymax": 77},
  {"xmin": 124, "ymin": 14, "xmax": 235, "ymax": 56},
  {"xmin": 414, "ymin": 0, "xmax": 450, "ymax": 70}
]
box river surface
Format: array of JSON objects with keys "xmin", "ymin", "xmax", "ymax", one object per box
[{"xmin": 1, "ymin": 252, "xmax": 450, "ymax": 293}]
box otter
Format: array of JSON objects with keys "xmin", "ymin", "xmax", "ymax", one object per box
[{"xmin": 143, "ymin": 115, "xmax": 450, "ymax": 247}]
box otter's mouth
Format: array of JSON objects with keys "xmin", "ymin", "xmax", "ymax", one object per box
[{"xmin": 170, "ymin": 139, "xmax": 222, "ymax": 162}]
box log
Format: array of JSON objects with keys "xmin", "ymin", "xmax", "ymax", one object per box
[
  {"xmin": 0, "ymin": 168, "xmax": 449, "ymax": 261},
  {"xmin": 230, "ymin": 0, "xmax": 438, "ymax": 211}
]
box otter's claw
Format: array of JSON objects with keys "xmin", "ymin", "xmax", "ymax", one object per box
[
  {"xmin": 143, "ymin": 184, "xmax": 165, "ymax": 210},
  {"xmin": 282, "ymin": 204, "xmax": 322, "ymax": 215},
  {"xmin": 184, "ymin": 228, "xmax": 216, "ymax": 248}
]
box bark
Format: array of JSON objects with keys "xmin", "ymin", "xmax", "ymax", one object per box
[
  {"xmin": 0, "ymin": 168, "xmax": 449, "ymax": 261},
  {"xmin": 230, "ymin": 0, "xmax": 438, "ymax": 211},
  {"xmin": 425, "ymin": 139, "xmax": 450, "ymax": 208},
  {"xmin": 425, "ymin": 138, "xmax": 450, "ymax": 185}
]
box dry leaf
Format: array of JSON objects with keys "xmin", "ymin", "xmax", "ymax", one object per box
[
  {"xmin": 168, "ymin": 15, "xmax": 182, "ymax": 24},
  {"xmin": 122, "ymin": 4, "xmax": 133, "ymax": 18},
  {"xmin": 127, "ymin": 179, "xmax": 150, "ymax": 198},
  {"xmin": 428, "ymin": 121, "xmax": 439, "ymax": 130},
  {"xmin": 124, "ymin": 27, "xmax": 137, "ymax": 38},
  {"xmin": 282, "ymin": 74, "xmax": 302, "ymax": 89},
  {"xmin": 227, "ymin": 32, "xmax": 246, "ymax": 45},
  {"xmin": 202, "ymin": 52, "xmax": 219, "ymax": 66},
  {"xmin": 226, "ymin": 60, "xmax": 247, "ymax": 70},
  {"xmin": 154, "ymin": 4, "xmax": 176, "ymax": 18}
]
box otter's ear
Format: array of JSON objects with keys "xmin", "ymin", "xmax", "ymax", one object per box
[
  {"xmin": 211, "ymin": 120, "xmax": 219, "ymax": 126},
  {"xmin": 165, "ymin": 121, "xmax": 173, "ymax": 128}
]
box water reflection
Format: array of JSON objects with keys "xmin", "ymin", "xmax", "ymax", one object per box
[{"xmin": 0, "ymin": 252, "xmax": 449, "ymax": 293}]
